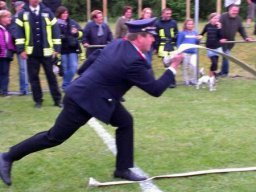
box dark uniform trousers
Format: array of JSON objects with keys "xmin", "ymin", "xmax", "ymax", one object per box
[
  {"xmin": 7, "ymin": 95, "xmax": 133, "ymax": 170},
  {"xmin": 27, "ymin": 56, "xmax": 61, "ymax": 104}
]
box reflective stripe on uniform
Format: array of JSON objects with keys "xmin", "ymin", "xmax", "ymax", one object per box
[
  {"xmin": 43, "ymin": 48, "xmax": 54, "ymax": 56},
  {"xmin": 53, "ymin": 39, "xmax": 61, "ymax": 45},
  {"xmin": 158, "ymin": 43, "xmax": 176, "ymax": 57},
  {"xmin": 25, "ymin": 46, "xmax": 33, "ymax": 54},
  {"xmin": 170, "ymin": 28, "xmax": 174, "ymax": 37},
  {"xmin": 15, "ymin": 19, "xmax": 23, "ymax": 27},
  {"xmin": 44, "ymin": 17, "xmax": 53, "ymax": 48},
  {"xmin": 159, "ymin": 29, "xmax": 165, "ymax": 38},
  {"xmin": 78, "ymin": 31, "xmax": 83, "ymax": 38},
  {"xmin": 23, "ymin": 12, "xmax": 30, "ymax": 46},
  {"xmin": 15, "ymin": 38, "xmax": 25, "ymax": 45},
  {"xmin": 51, "ymin": 17, "xmax": 57, "ymax": 25}
]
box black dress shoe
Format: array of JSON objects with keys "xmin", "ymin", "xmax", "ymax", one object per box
[
  {"xmin": 169, "ymin": 84, "xmax": 176, "ymax": 88},
  {"xmin": 54, "ymin": 102, "xmax": 63, "ymax": 108},
  {"xmin": 114, "ymin": 169, "xmax": 148, "ymax": 181},
  {"xmin": 0, "ymin": 153, "xmax": 12, "ymax": 186},
  {"xmin": 34, "ymin": 102, "xmax": 42, "ymax": 108}
]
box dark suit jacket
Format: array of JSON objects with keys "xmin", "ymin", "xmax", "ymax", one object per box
[
  {"xmin": 66, "ymin": 39, "xmax": 175, "ymax": 123},
  {"xmin": 82, "ymin": 21, "xmax": 113, "ymax": 57}
]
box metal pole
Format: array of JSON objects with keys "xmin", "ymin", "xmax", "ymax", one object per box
[
  {"xmin": 194, "ymin": 0, "xmax": 200, "ymax": 79},
  {"xmin": 194, "ymin": 0, "xmax": 199, "ymax": 32}
]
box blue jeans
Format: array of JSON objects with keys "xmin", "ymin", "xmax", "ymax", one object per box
[
  {"xmin": 221, "ymin": 49, "xmax": 230, "ymax": 75},
  {"xmin": 0, "ymin": 59, "xmax": 11, "ymax": 95},
  {"xmin": 17, "ymin": 54, "xmax": 29, "ymax": 94},
  {"xmin": 61, "ymin": 53, "xmax": 78, "ymax": 90}
]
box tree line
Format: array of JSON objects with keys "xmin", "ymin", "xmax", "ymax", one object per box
[
  {"xmin": 61, "ymin": 0, "xmax": 249, "ymax": 22},
  {"xmin": 3, "ymin": 0, "xmax": 248, "ymax": 22}
]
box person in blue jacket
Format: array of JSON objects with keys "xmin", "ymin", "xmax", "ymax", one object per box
[
  {"xmin": 82, "ymin": 10, "xmax": 113, "ymax": 57},
  {"xmin": 0, "ymin": 18, "xmax": 183, "ymax": 185},
  {"xmin": 177, "ymin": 18, "xmax": 201, "ymax": 86},
  {"xmin": 56, "ymin": 6, "xmax": 83, "ymax": 91}
]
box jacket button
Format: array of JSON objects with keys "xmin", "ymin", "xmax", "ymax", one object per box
[{"xmin": 108, "ymin": 98, "xmax": 112, "ymax": 102}]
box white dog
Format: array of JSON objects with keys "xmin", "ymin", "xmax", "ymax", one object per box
[{"xmin": 196, "ymin": 68, "xmax": 216, "ymax": 91}]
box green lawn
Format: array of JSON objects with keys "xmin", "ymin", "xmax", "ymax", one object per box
[
  {"xmin": 1, "ymin": 22, "xmax": 256, "ymax": 192},
  {"xmin": 1, "ymin": 72, "xmax": 256, "ymax": 191}
]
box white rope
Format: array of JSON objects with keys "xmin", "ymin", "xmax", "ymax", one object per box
[
  {"xmin": 178, "ymin": 44, "xmax": 256, "ymax": 76},
  {"xmin": 88, "ymin": 166, "xmax": 256, "ymax": 187}
]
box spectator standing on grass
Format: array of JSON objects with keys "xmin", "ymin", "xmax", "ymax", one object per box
[
  {"xmin": 177, "ymin": 18, "xmax": 201, "ymax": 86},
  {"xmin": 218, "ymin": 4, "xmax": 252, "ymax": 77},
  {"xmin": 155, "ymin": 8, "xmax": 179, "ymax": 88},
  {"xmin": 0, "ymin": 18, "xmax": 184, "ymax": 186},
  {"xmin": 56, "ymin": 6, "xmax": 82, "ymax": 91},
  {"xmin": 0, "ymin": 10, "xmax": 15, "ymax": 96},
  {"xmin": 140, "ymin": 7, "xmax": 154, "ymax": 75},
  {"xmin": 155, "ymin": 8, "xmax": 178, "ymax": 58},
  {"xmin": 114, "ymin": 5, "xmax": 133, "ymax": 39},
  {"xmin": 15, "ymin": 0, "xmax": 62, "ymax": 108},
  {"xmin": 200, "ymin": 13, "xmax": 223, "ymax": 79},
  {"xmin": 8, "ymin": 1, "xmax": 29, "ymax": 95},
  {"xmin": 246, "ymin": 0, "xmax": 256, "ymax": 28},
  {"xmin": 82, "ymin": 10, "xmax": 112, "ymax": 57},
  {"xmin": 246, "ymin": 0, "xmax": 256, "ymax": 35}
]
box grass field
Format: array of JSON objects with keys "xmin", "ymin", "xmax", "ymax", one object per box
[{"xmin": 1, "ymin": 23, "xmax": 256, "ymax": 191}]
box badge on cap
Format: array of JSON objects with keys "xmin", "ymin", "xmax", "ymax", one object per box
[{"xmin": 125, "ymin": 17, "xmax": 157, "ymax": 35}]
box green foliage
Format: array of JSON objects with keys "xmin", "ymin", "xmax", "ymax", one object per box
[
  {"xmin": 61, "ymin": 0, "xmax": 249, "ymax": 22},
  {"xmin": 62, "ymin": 0, "xmax": 87, "ymax": 21},
  {"xmin": 167, "ymin": 1, "xmax": 186, "ymax": 21}
]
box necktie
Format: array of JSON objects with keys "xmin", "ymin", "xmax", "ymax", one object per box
[
  {"xmin": 33, "ymin": 9, "xmax": 37, "ymax": 15},
  {"xmin": 97, "ymin": 25, "xmax": 104, "ymax": 37}
]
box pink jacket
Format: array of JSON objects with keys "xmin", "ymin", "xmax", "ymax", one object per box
[{"xmin": 0, "ymin": 25, "xmax": 15, "ymax": 58}]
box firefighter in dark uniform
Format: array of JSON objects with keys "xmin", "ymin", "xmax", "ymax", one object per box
[
  {"xmin": 0, "ymin": 18, "xmax": 183, "ymax": 186},
  {"xmin": 15, "ymin": 0, "xmax": 62, "ymax": 108},
  {"xmin": 155, "ymin": 8, "xmax": 179, "ymax": 88},
  {"xmin": 155, "ymin": 8, "xmax": 178, "ymax": 58}
]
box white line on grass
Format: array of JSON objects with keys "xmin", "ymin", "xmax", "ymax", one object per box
[{"xmin": 88, "ymin": 118, "xmax": 163, "ymax": 192}]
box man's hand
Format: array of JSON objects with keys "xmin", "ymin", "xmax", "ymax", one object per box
[
  {"xmin": 170, "ymin": 54, "xmax": 183, "ymax": 70},
  {"xmin": 220, "ymin": 38, "xmax": 227, "ymax": 43},
  {"xmin": 245, "ymin": 37, "xmax": 254, "ymax": 41},
  {"xmin": 20, "ymin": 51, "xmax": 27, "ymax": 60},
  {"xmin": 52, "ymin": 52, "xmax": 59, "ymax": 58},
  {"xmin": 83, "ymin": 43, "xmax": 90, "ymax": 48},
  {"xmin": 216, "ymin": 21, "xmax": 222, "ymax": 29},
  {"xmin": 71, "ymin": 26, "xmax": 78, "ymax": 34}
]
